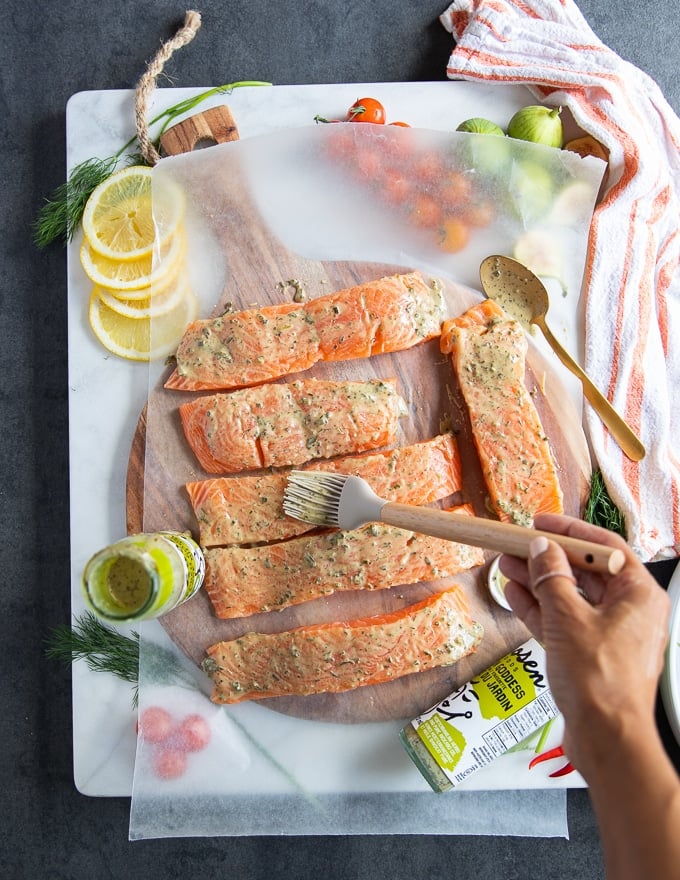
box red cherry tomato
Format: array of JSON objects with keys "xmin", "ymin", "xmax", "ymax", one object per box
[
  {"xmin": 137, "ymin": 706, "xmax": 174, "ymax": 744},
  {"xmin": 323, "ymin": 125, "xmax": 355, "ymax": 163},
  {"xmin": 439, "ymin": 171, "xmax": 473, "ymax": 208},
  {"xmin": 346, "ymin": 97, "xmax": 386, "ymax": 124},
  {"xmin": 175, "ymin": 714, "xmax": 212, "ymax": 752},
  {"xmin": 409, "ymin": 193, "xmax": 442, "ymax": 229},
  {"xmin": 411, "ymin": 151, "xmax": 444, "ymax": 184},
  {"xmin": 153, "ymin": 747, "xmax": 188, "ymax": 780},
  {"xmin": 382, "ymin": 170, "xmax": 411, "ymax": 205},
  {"xmin": 438, "ymin": 217, "xmax": 470, "ymax": 253},
  {"xmin": 357, "ymin": 149, "xmax": 384, "ymax": 179},
  {"xmin": 463, "ymin": 199, "xmax": 496, "ymax": 228}
]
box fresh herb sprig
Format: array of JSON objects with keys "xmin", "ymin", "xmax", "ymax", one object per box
[
  {"xmin": 584, "ymin": 468, "xmax": 626, "ymax": 536},
  {"xmin": 46, "ymin": 611, "xmax": 194, "ymax": 707},
  {"xmin": 47, "ymin": 611, "xmax": 141, "ymax": 699},
  {"xmin": 34, "ymin": 79, "xmax": 271, "ymax": 248},
  {"xmin": 34, "ymin": 156, "xmax": 119, "ymax": 249}
]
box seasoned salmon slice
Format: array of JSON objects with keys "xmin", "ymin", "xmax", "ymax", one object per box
[
  {"xmin": 203, "ymin": 505, "xmax": 484, "ymax": 619},
  {"xmin": 186, "ymin": 433, "xmax": 463, "ymax": 547},
  {"xmin": 441, "ymin": 299, "xmax": 563, "ymax": 526},
  {"xmin": 165, "ymin": 271, "xmax": 445, "ymax": 391},
  {"xmin": 180, "ymin": 377, "xmax": 407, "ymax": 474},
  {"xmin": 202, "ymin": 587, "xmax": 483, "ymax": 704}
]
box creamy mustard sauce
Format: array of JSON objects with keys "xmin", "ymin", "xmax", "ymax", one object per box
[
  {"xmin": 454, "ymin": 317, "xmax": 561, "ymax": 527},
  {"xmin": 175, "ymin": 273, "xmax": 446, "ymax": 385}
]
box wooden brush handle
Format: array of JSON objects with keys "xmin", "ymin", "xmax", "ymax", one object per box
[{"xmin": 381, "ymin": 503, "xmax": 625, "ymax": 575}]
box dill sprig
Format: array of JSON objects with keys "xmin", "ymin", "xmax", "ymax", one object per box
[
  {"xmin": 46, "ymin": 612, "xmax": 202, "ymax": 707},
  {"xmin": 583, "ymin": 468, "xmax": 626, "ymax": 537},
  {"xmin": 47, "ymin": 611, "xmax": 140, "ymax": 696},
  {"xmin": 34, "ymin": 79, "xmax": 271, "ymax": 248},
  {"xmin": 33, "ymin": 156, "xmax": 120, "ymax": 248}
]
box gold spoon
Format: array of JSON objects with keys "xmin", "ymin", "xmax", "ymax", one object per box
[{"xmin": 479, "ymin": 255, "xmax": 646, "ymax": 462}]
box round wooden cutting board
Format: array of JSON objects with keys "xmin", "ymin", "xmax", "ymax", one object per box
[{"xmin": 126, "ymin": 112, "xmax": 592, "ymax": 723}]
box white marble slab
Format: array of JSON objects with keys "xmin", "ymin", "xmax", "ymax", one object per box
[{"xmin": 67, "ymin": 82, "xmax": 586, "ymax": 799}]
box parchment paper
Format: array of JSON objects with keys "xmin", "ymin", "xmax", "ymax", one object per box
[
  {"xmin": 129, "ymin": 623, "xmax": 569, "ymax": 839},
  {"xmin": 130, "ymin": 124, "xmax": 602, "ymax": 838}
]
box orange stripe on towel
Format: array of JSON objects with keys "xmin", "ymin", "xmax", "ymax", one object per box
[{"xmin": 656, "ymin": 228, "xmax": 680, "ymax": 357}]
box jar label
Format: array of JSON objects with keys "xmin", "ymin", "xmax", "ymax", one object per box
[
  {"xmin": 403, "ymin": 639, "xmax": 558, "ymax": 789},
  {"xmin": 161, "ymin": 531, "xmax": 206, "ymax": 603}
]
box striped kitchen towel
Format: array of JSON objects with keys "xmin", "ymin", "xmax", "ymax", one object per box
[{"xmin": 440, "ymin": 0, "xmax": 680, "ymax": 561}]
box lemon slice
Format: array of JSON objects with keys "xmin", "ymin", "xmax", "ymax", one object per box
[
  {"xmin": 95, "ymin": 272, "xmax": 189, "ymax": 319},
  {"xmin": 79, "ymin": 228, "xmax": 185, "ymax": 293},
  {"xmin": 82, "ymin": 166, "xmax": 185, "ymax": 262},
  {"xmin": 88, "ymin": 285, "xmax": 197, "ymax": 361}
]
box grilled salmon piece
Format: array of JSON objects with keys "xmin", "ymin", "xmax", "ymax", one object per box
[
  {"xmin": 203, "ymin": 505, "xmax": 484, "ymax": 619},
  {"xmin": 202, "ymin": 587, "xmax": 483, "ymax": 703},
  {"xmin": 441, "ymin": 299, "xmax": 563, "ymax": 526},
  {"xmin": 165, "ymin": 271, "xmax": 445, "ymax": 391},
  {"xmin": 180, "ymin": 377, "xmax": 407, "ymax": 474},
  {"xmin": 186, "ymin": 433, "xmax": 462, "ymax": 547}
]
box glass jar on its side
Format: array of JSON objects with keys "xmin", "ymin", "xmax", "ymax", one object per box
[{"xmin": 82, "ymin": 531, "xmax": 205, "ymax": 623}]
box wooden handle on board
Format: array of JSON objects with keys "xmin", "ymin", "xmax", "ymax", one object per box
[
  {"xmin": 159, "ymin": 105, "xmax": 240, "ymax": 156},
  {"xmin": 381, "ymin": 503, "xmax": 625, "ymax": 575}
]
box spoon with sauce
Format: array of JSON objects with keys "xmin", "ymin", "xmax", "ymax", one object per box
[{"xmin": 479, "ymin": 254, "xmax": 646, "ymax": 462}]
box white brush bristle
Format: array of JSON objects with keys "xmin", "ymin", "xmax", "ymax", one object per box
[
  {"xmin": 283, "ymin": 471, "xmax": 385, "ymax": 529},
  {"xmin": 282, "ymin": 471, "xmax": 346, "ymax": 526}
]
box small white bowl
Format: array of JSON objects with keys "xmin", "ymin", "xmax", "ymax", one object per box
[
  {"xmin": 488, "ymin": 555, "xmax": 513, "ymax": 611},
  {"xmin": 660, "ymin": 561, "xmax": 680, "ymax": 748}
]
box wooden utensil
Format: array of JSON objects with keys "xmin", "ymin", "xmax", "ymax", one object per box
[{"xmin": 479, "ymin": 254, "xmax": 646, "ymax": 462}]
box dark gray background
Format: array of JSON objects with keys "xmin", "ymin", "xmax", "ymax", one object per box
[{"xmin": 3, "ymin": 1, "xmax": 679, "ymax": 877}]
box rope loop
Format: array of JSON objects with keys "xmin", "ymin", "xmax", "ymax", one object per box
[{"xmin": 134, "ymin": 10, "xmax": 202, "ymax": 165}]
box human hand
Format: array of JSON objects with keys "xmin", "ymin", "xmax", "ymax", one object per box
[{"xmin": 499, "ymin": 514, "xmax": 670, "ymax": 777}]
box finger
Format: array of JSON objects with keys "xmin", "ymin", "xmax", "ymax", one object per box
[
  {"xmin": 502, "ymin": 540, "xmax": 606, "ymax": 606},
  {"xmin": 533, "ymin": 513, "xmax": 631, "ymax": 557},
  {"xmin": 573, "ymin": 569, "xmax": 607, "ymax": 606},
  {"xmin": 498, "ymin": 553, "xmax": 529, "ymax": 586},
  {"xmin": 528, "ymin": 536, "xmax": 586, "ymax": 608},
  {"xmin": 503, "ymin": 579, "xmax": 544, "ymax": 642}
]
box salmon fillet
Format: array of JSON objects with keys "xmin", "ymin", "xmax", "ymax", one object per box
[
  {"xmin": 203, "ymin": 505, "xmax": 484, "ymax": 619},
  {"xmin": 202, "ymin": 587, "xmax": 483, "ymax": 703},
  {"xmin": 165, "ymin": 271, "xmax": 445, "ymax": 391},
  {"xmin": 441, "ymin": 299, "xmax": 563, "ymax": 526},
  {"xmin": 180, "ymin": 377, "xmax": 407, "ymax": 474},
  {"xmin": 186, "ymin": 434, "xmax": 462, "ymax": 547}
]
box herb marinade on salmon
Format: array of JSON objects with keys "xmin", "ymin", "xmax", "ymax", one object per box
[
  {"xmin": 186, "ymin": 433, "xmax": 463, "ymax": 547},
  {"xmin": 179, "ymin": 377, "xmax": 407, "ymax": 473},
  {"xmin": 440, "ymin": 299, "xmax": 563, "ymax": 527},
  {"xmin": 165, "ymin": 271, "xmax": 445, "ymax": 391},
  {"xmin": 203, "ymin": 505, "xmax": 484, "ymax": 619},
  {"xmin": 202, "ymin": 587, "xmax": 483, "ymax": 703}
]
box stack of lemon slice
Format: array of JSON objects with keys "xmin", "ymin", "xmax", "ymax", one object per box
[{"xmin": 80, "ymin": 166, "xmax": 197, "ymax": 361}]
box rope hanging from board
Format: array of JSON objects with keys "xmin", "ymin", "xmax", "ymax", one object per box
[{"xmin": 134, "ymin": 10, "xmax": 202, "ymax": 165}]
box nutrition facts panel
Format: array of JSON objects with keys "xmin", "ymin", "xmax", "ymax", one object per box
[{"xmin": 483, "ymin": 692, "xmax": 558, "ymax": 756}]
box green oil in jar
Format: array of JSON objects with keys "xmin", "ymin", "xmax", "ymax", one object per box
[
  {"xmin": 103, "ymin": 555, "xmax": 153, "ymax": 612},
  {"xmin": 82, "ymin": 531, "xmax": 205, "ymax": 623}
]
